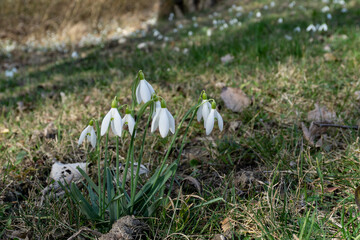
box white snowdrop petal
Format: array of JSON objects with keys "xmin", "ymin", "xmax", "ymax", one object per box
[
  {"xmin": 113, "ymin": 109, "xmax": 123, "ymax": 136},
  {"xmin": 151, "ymin": 111, "xmax": 161, "ymax": 132},
  {"xmin": 197, "ymin": 104, "xmax": 203, "ymax": 122},
  {"xmin": 125, "ymin": 114, "xmax": 136, "ymax": 135},
  {"xmin": 101, "ymin": 110, "xmax": 112, "ymax": 136},
  {"xmin": 205, "ymin": 110, "xmax": 215, "ymax": 135},
  {"xmin": 159, "ymin": 109, "xmax": 170, "ymax": 138},
  {"xmin": 216, "ymin": 111, "xmax": 224, "ymax": 131},
  {"xmin": 144, "ymin": 80, "xmax": 155, "ymax": 95},
  {"xmin": 90, "ymin": 127, "xmax": 97, "ymax": 148},
  {"xmin": 152, "ymin": 101, "xmax": 161, "ymax": 118},
  {"xmin": 166, "ymin": 109, "xmax": 175, "ymax": 134},
  {"xmin": 136, "ymin": 84, "xmax": 142, "ymax": 104},
  {"xmin": 202, "ymin": 102, "xmax": 211, "ymax": 127},
  {"xmin": 140, "ymin": 81, "xmax": 152, "ymax": 103},
  {"xmin": 78, "ymin": 126, "xmax": 89, "ymax": 145}
]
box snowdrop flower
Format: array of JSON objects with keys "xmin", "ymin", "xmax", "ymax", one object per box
[
  {"xmin": 206, "ymin": 29, "xmax": 212, "ymax": 37},
  {"xmin": 123, "ymin": 109, "xmax": 135, "ymax": 136},
  {"xmin": 178, "ymin": 24, "xmax": 184, "ymax": 29},
  {"xmin": 78, "ymin": 120, "xmax": 97, "ymax": 148},
  {"xmin": 168, "ymin": 12, "xmax": 174, "ymax": 21},
  {"xmin": 306, "ymin": 24, "xmax": 316, "ymax": 32},
  {"xmin": 188, "ymin": 31, "xmax": 193, "ymax": 36},
  {"xmin": 136, "ymin": 71, "xmax": 155, "ymax": 104},
  {"xmin": 197, "ymin": 93, "xmax": 211, "ymax": 126},
  {"xmin": 294, "ymin": 26, "xmax": 301, "ymax": 32},
  {"xmin": 278, "ymin": 18, "xmax": 283, "ymax": 24},
  {"xmin": 71, "ymin": 51, "xmax": 79, "ymax": 59},
  {"xmin": 270, "ymin": 1, "xmax": 275, "ymax": 7},
  {"xmin": 321, "ymin": 6, "xmax": 330, "ymax": 12},
  {"xmin": 205, "ymin": 102, "xmax": 223, "ymax": 135},
  {"xmin": 192, "ymin": 16, "xmax": 197, "ymax": 21},
  {"xmin": 289, "ymin": 1, "xmax": 296, "ymax": 8},
  {"xmin": 101, "ymin": 98, "xmax": 123, "ymax": 136},
  {"xmin": 236, "ymin": 12, "xmax": 242, "ymax": 17},
  {"xmin": 327, "ymin": 13, "xmax": 332, "ymax": 19},
  {"xmin": 318, "ymin": 23, "xmax": 328, "ymax": 32},
  {"xmin": 151, "ymin": 100, "xmax": 175, "ymax": 138},
  {"xmin": 256, "ymin": 12, "xmax": 262, "ymax": 18},
  {"xmin": 263, "ymin": 5, "xmax": 269, "ymax": 10},
  {"xmin": 284, "ymin": 35, "xmax": 293, "ymax": 41},
  {"xmin": 341, "ymin": 8, "xmax": 347, "ymax": 13}
]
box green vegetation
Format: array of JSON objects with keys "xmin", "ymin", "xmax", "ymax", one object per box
[{"xmin": 1, "ymin": 0, "xmax": 360, "ymax": 239}]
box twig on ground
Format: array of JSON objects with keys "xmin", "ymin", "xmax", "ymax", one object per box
[{"xmin": 313, "ymin": 122, "xmax": 359, "ymax": 130}]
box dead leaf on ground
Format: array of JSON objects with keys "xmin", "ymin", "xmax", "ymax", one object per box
[
  {"xmin": 221, "ymin": 54, "xmax": 234, "ymax": 64},
  {"xmin": 99, "ymin": 215, "xmax": 147, "ymax": 240},
  {"xmin": 221, "ymin": 87, "xmax": 251, "ymax": 112},
  {"xmin": 229, "ymin": 121, "xmax": 241, "ymax": 132},
  {"xmin": 355, "ymin": 186, "xmax": 360, "ymax": 211},
  {"xmin": 324, "ymin": 53, "xmax": 337, "ymax": 62},
  {"xmin": 307, "ymin": 104, "xmax": 336, "ymax": 122},
  {"xmin": 301, "ymin": 122, "xmax": 328, "ymax": 147},
  {"xmin": 221, "ymin": 217, "xmax": 232, "ymax": 232},
  {"xmin": 182, "ymin": 176, "xmax": 202, "ymax": 194}
]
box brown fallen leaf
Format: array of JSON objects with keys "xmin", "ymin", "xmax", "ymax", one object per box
[
  {"xmin": 355, "ymin": 186, "xmax": 360, "ymax": 211},
  {"xmin": 221, "ymin": 217, "xmax": 232, "ymax": 232},
  {"xmin": 324, "ymin": 186, "xmax": 339, "ymax": 193},
  {"xmin": 324, "ymin": 53, "xmax": 337, "ymax": 62},
  {"xmin": 307, "ymin": 104, "xmax": 336, "ymax": 122},
  {"xmin": 182, "ymin": 176, "xmax": 202, "ymax": 194},
  {"xmin": 221, "ymin": 87, "xmax": 251, "ymax": 112},
  {"xmin": 301, "ymin": 122, "xmax": 328, "ymax": 147}
]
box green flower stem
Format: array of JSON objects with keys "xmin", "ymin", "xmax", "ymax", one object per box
[
  {"xmin": 130, "ymin": 107, "xmax": 153, "ymax": 213},
  {"xmin": 121, "ymin": 100, "xmax": 154, "ymax": 192},
  {"xmin": 154, "ymin": 103, "xmax": 201, "ymax": 183},
  {"xmin": 95, "ymin": 120, "xmax": 103, "ymax": 218},
  {"xmin": 166, "ymin": 108, "xmax": 197, "ymax": 202},
  {"xmin": 115, "ymin": 135, "xmax": 120, "ymax": 219},
  {"xmin": 102, "ymin": 131, "xmax": 109, "ymax": 215}
]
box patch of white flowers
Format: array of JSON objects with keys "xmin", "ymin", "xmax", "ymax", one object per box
[{"xmin": 78, "ymin": 71, "xmax": 224, "ymax": 149}]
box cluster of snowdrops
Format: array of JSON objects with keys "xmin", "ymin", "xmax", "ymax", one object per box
[
  {"xmin": 69, "ymin": 70, "xmax": 224, "ymax": 223},
  {"xmin": 78, "ymin": 71, "xmax": 223, "ymax": 147}
]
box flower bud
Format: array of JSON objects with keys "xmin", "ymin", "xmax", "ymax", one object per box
[
  {"xmin": 211, "ymin": 102, "xmax": 216, "ymax": 109},
  {"xmin": 111, "ymin": 97, "xmax": 118, "ymax": 108},
  {"xmin": 161, "ymin": 99, "xmax": 166, "ymax": 108},
  {"xmin": 138, "ymin": 70, "xmax": 145, "ymax": 80},
  {"xmin": 202, "ymin": 92, "xmax": 208, "ymax": 100}
]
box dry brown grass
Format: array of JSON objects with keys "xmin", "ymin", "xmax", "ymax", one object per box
[{"xmin": 0, "ymin": 0, "xmax": 157, "ymax": 42}]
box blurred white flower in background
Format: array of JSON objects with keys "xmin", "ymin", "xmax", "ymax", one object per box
[
  {"xmin": 278, "ymin": 18, "xmax": 283, "ymax": 24},
  {"xmin": 306, "ymin": 24, "xmax": 316, "ymax": 32}
]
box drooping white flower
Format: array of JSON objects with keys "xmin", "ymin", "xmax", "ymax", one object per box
[
  {"xmin": 123, "ymin": 109, "xmax": 135, "ymax": 136},
  {"xmin": 294, "ymin": 26, "xmax": 301, "ymax": 32},
  {"xmin": 101, "ymin": 98, "xmax": 123, "ymax": 136},
  {"xmin": 78, "ymin": 121, "xmax": 96, "ymax": 148},
  {"xmin": 256, "ymin": 11, "xmax": 262, "ymax": 18},
  {"xmin": 277, "ymin": 18, "xmax": 283, "ymax": 24},
  {"xmin": 197, "ymin": 93, "xmax": 211, "ymax": 126},
  {"xmin": 136, "ymin": 71, "xmax": 155, "ymax": 104},
  {"xmin": 205, "ymin": 102, "xmax": 223, "ymax": 135},
  {"xmin": 318, "ymin": 23, "xmax": 328, "ymax": 32},
  {"xmin": 321, "ymin": 6, "xmax": 330, "ymax": 13},
  {"xmin": 306, "ymin": 24, "xmax": 316, "ymax": 32},
  {"xmin": 151, "ymin": 101, "xmax": 175, "ymax": 138}
]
